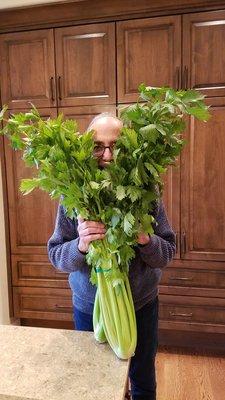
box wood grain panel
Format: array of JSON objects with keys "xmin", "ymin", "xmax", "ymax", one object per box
[
  {"xmin": 55, "ymin": 23, "xmax": 116, "ymax": 106},
  {"xmin": 3, "ymin": 108, "xmax": 58, "ymax": 254},
  {"xmin": 13, "ymin": 287, "xmax": 73, "ymax": 321},
  {"xmin": 0, "ymin": 30, "xmax": 56, "ymax": 109},
  {"xmin": 181, "ymin": 99, "xmax": 225, "ymax": 261},
  {"xmin": 117, "ymin": 15, "xmax": 181, "ymax": 102},
  {"xmin": 183, "ymin": 10, "xmax": 225, "ymax": 97},
  {"xmin": 12, "ymin": 254, "xmax": 69, "ymax": 288},
  {"xmin": 159, "ymin": 294, "xmax": 225, "ymax": 333}
]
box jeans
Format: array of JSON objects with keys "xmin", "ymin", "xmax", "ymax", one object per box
[{"xmin": 73, "ymin": 296, "xmax": 159, "ymax": 400}]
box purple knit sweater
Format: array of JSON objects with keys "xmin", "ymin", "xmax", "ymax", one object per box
[{"xmin": 47, "ymin": 199, "xmax": 176, "ymax": 314}]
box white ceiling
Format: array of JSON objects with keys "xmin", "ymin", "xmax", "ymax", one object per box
[{"xmin": 0, "ymin": 0, "xmax": 76, "ymax": 10}]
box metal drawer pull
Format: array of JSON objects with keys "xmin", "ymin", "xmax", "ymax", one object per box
[
  {"xmin": 50, "ymin": 77, "xmax": 55, "ymax": 101},
  {"xmin": 169, "ymin": 276, "xmax": 193, "ymax": 281},
  {"xmin": 175, "ymin": 66, "xmax": 180, "ymax": 90},
  {"xmin": 181, "ymin": 231, "xmax": 187, "ymax": 254},
  {"xmin": 58, "ymin": 76, "xmax": 62, "ymax": 100},
  {"xmin": 183, "ymin": 65, "xmax": 188, "ymax": 90},
  {"xmin": 55, "ymin": 304, "xmax": 69, "ymax": 309},
  {"xmin": 175, "ymin": 232, "xmax": 179, "ymax": 254},
  {"xmin": 169, "ymin": 311, "xmax": 193, "ymax": 317}
]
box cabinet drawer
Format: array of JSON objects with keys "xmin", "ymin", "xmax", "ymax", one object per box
[
  {"xmin": 13, "ymin": 287, "xmax": 73, "ymax": 321},
  {"xmin": 12, "ymin": 255, "xmax": 69, "ymax": 288},
  {"xmin": 160, "ymin": 267, "xmax": 225, "ymax": 289},
  {"xmin": 159, "ymin": 295, "xmax": 225, "ymax": 325}
]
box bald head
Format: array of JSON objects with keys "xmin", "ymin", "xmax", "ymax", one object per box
[{"xmin": 89, "ymin": 114, "xmax": 123, "ymax": 168}]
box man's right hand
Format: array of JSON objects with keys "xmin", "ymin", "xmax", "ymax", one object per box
[{"xmin": 77, "ymin": 216, "xmax": 106, "ymax": 253}]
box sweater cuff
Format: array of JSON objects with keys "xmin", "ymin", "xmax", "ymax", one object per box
[
  {"xmin": 138, "ymin": 234, "xmax": 159, "ymax": 255},
  {"xmin": 72, "ymin": 238, "xmax": 87, "ymax": 266}
]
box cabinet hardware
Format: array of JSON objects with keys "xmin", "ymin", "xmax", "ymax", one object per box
[
  {"xmin": 55, "ymin": 304, "xmax": 69, "ymax": 309},
  {"xmin": 50, "ymin": 77, "xmax": 55, "ymax": 102},
  {"xmin": 181, "ymin": 231, "xmax": 187, "ymax": 254},
  {"xmin": 169, "ymin": 311, "xmax": 193, "ymax": 317},
  {"xmin": 169, "ymin": 276, "xmax": 193, "ymax": 281},
  {"xmin": 184, "ymin": 65, "xmax": 188, "ymax": 90},
  {"xmin": 58, "ymin": 76, "xmax": 62, "ymax": 100},
  {"xmin": 175, "ymin": 66, "xmax": 180, "ymax": 90},
  {"xmin": 175, "ymin": 231, "xmax": 179, "ymax": 254}
]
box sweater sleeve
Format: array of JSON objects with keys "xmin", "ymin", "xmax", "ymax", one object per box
[
  {"xmin": 138, "ymin": 199, "xmax": 176, "ymax": 269},
  {"xmin": 47, "ymin": 203, "xmax": 88, "ymax": 273}
]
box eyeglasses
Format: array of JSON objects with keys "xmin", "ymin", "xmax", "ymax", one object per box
[{"xmin": 93, "ymin": 143, "xmax": 115, "ymax": 157}]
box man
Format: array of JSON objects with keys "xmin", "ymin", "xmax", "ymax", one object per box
[{"xmin": 47, "ymin": 113, "xmax": 176, "ymax": 400}]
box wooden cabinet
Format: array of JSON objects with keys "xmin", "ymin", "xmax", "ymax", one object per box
[
  {"xmin": 116, "ymin": 16, "xmax": 181, "ymax": 103},
  {"xmin": 0, "ymin": 23, "xmax": 116, "ymax": 110},
  {"xmin": 0, "ymin": 30, "xmax": 56, "ymax": 109},
  {"xmin": 55, "ymin": 23, "xmax": 116, "ymax": 106},
  {"xmin": 13, "ymin": 287, "xmax": 73, "ymax": 321},
  {"xmin": 183, "ymin": 10, "xmax": 225, "ymax": 97},
  {"xmin": 180, "ymin": 98, "xmax": 225, "ymax": 262},
  {"xmin": 3, "ymin": 108, "xmax": 58, "ymax": 255}
]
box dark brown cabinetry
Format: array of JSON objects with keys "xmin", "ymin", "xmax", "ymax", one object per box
[
  {"xmin": 55, "ymin": 24, "xmax": 116, "ymax": 106},
  {"xmin": 0, "ymin": 30, "xmax": 56, "ymax": 109},
  {"xmin": 0, "ymin": 23, "xmax": 116, "ymax": 109},
  {"xmin": 0, "ymin": 2, "xmax": 225, "ymax": 347},
  {"xmin": 116, "ymin": 16, "xmax": 181, "ymax": 102}
]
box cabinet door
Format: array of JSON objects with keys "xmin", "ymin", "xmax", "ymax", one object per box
[
  {"xmin": 3, "ymin": 108, "xmax": 58, "ymax": 255},
  {"xmin": 59, "ymin": 105, "xmax": 116, "ymax": 133},
  {"xmin": 55, "ymin": 23, "xmax": 116, "ymax": 106},
  {"xmin": 183, "ymin": 10, "xmax": 225, "ymax": 97},
  {"xmin": 117, "ymin": 16, "xmax": 181, "ymax": 103},
  {"xmin": 181, "ymin": 98, "xmax": 225, "ymax": 261},
  {"xmin": 0, "ymin": 30, "xmax": 56, "ymax": 109}
]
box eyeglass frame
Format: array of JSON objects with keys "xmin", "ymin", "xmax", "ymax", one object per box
[{"xmin": 93, "ymin": 143, "xmax": 116, "ymax": 158}]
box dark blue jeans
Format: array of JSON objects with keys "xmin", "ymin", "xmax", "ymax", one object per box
[{"xmin": 73, "ymin": 296, "xmax": 159, "ymax": 400}]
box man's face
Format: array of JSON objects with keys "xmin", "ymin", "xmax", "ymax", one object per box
[{"xmin": 91, "ymin": 116, "xmax": 123, "ymax": 168}]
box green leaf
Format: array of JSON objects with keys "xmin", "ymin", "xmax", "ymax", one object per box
[
  {"xmin": 0, "ymin": 105, "xmax": 8, "ymax": 122},
  {"xmin": 127, "ymin": 186, "xmax": 142, "ymax": 202},
  {"xmin": 116, "ymin": 185, "xmax": 126, "ymax": 200},
  {"xmin": 89, "ymin": 181, "xmax": 100, "ymax": 190},
  {"xmin": 123, "ymin": 212, "xmax": 135, "ymax": 236},
  {"xmin": 185, "ymin": 106, "xmax": 211, "ymax": 121},
  {"xmin": 139, "ymin": 124, "xmax": 159, "ymax": 143},
  {"xmin": 20, "ymin": 178, "xmax": 40, "ymax": 194},
  {"xmin": 140, "ymin": 214, "xmax": 155, "ymax": 235}
]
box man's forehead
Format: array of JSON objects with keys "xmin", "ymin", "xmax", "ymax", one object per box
[
  {"xmin": 91, "ymin": 116, "xmax": 122, "ymax": 142},
  {"xmin": 91, "ymin": 116, "xmax": 122, "ymax": 130}
]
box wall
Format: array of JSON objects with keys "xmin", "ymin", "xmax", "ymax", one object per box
[
  {"xmin": 0, "ymin": 159, "xmax": 10, "ymax": 324},
  {"xmin": 0, "ymin": 0, "xmax": 76, "ymax": 10}
]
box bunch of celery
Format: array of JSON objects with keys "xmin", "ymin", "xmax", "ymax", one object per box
[{"xmin": 0, "ymin": 84, "xmax": 210, "ymax": 359}]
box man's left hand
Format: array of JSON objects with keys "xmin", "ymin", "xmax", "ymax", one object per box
[{"xmin": 137, "ymin": 232, "xmax": 150, "ymax": 245}]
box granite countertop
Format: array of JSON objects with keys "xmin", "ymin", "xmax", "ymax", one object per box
[{"xmin": 0, "ymin": 325, "xmax": 130, "ymax": 400}]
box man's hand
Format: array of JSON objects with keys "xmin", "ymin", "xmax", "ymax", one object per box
[
  {"xmin": 137, "ymin": 232, "xmax": 150, "ymax": 245},
  {"xmin": 77, "ymin": 216, "xmax": 106, "ymax": 253}
]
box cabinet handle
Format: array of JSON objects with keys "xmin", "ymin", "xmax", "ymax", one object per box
[
  {"xmin": 183, "ymin": 66, "xmax": 188, "ymax": 90},
  {"xmin": 175, "ymin": 66, "xmax": 181, "ymax": 90},
  {"xmin": 169, "ymin": 276, "xmax": 193, "ymax": 281},
  {"xmin": 58, "ymin": 76, "xmax": 62, "ymax": 100},
  {"xmin": 50, "ymin": 77, "xmax": 55, "ymax": 102},
  {"xmin": 169, "ymin": 311, "xmax": 193, "ymax": 318},
  {"xmin": 181, "ymin": 231, "xmax": 187, "ymax": 254},
  {"xmin": 175, "ymin": 231, "xmax": 179, "ymax": 254},
  {"xmin": 55, "ymin": 304, "xmax": 70, "ymax": 309}
]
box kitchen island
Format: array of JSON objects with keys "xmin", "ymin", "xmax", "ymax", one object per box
[{"xmin": 0, "ymin": 325, "xmax": 130, "ymax": 400}]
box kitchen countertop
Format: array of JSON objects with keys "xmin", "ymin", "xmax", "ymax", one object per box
[{"xmin": 0, "ymin": 325, "xmax": 130, "ymax": 400}]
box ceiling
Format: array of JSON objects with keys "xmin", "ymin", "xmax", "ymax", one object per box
[{"xmin": 0, "ymin": 0, "xmax": 80, "ymax": 10}]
